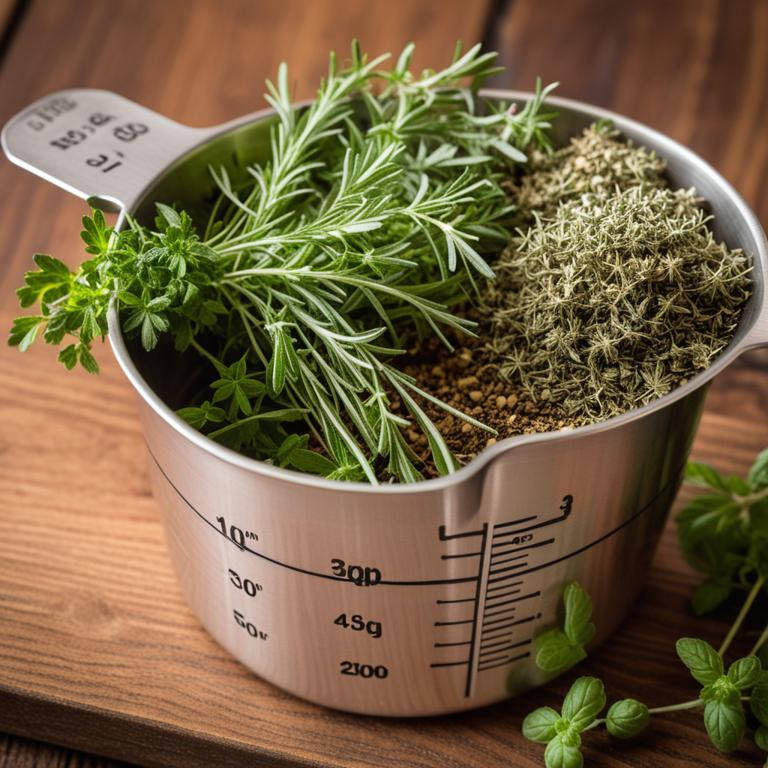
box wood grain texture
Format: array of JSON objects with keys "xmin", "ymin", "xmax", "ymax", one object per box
[
  {"xmin": 0, "ymin": 733, "xmax": 133, "ymax": 768},
  {"xmin": 0, "ymin": 0, "xmax": 766, "ymax": 766}
]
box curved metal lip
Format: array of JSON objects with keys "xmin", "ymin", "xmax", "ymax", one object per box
[{"xmin": 107, "ymin": 90, "xmax": 768, "ymax": 495}]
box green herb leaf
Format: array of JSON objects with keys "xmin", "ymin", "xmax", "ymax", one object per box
[
  {"xmin": 605, "ymin": 699, "xmax": 650, "ymax": 739},
  {"xmin": 726, "ymin": 655, "xmax": 761, "ymax": 690},
  {"xmin": 702, "ymin": 698, "xmax": 745, "ymax": 753},
  {"xmin": 752, "ymin": 681, "xmax": 768, "ymax": 726},
  {"xmin": 676, "ymin": 638, "xmax": 724, "ymax": 685},
  {"xmin": 543, "ymin": 731, "xmax": 582, "ymax": 768},
  {"xmin": 535, "ymin": 628, "xmax": 586, "ymax": 674},
  {"xmin": 686, "ymin": 462, "xmax": 730, "ymax": 492},
  {"xmin": 8, "ymin": 315, "xmax": 44, "ymax": 351},
  {"xmin": 80, "ymin": 209, "xmax": 112, "ymax": 255},
  {"xmin": 563, "ymin": 581, "xmax": 595, "ymax": 646},
  {"xmin": 755, "ymin": 724, "xmax": 768, "ymax": 751},
  {"xmin": 522, "ymin": 707, "xmax": 561, "ymax": 744},
  {"xmin": 561, "ymin": 677, "xmax": 606, "ymax": 731},
  {"xmin": 749, "ymin": 449, "xmax": 768, "ymax": 491},
  {"xmin": 692, "ymin": 578, "xmax": 732, "ymax": 616}
]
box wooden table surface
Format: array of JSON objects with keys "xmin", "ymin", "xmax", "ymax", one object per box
[{"xmin": 1, "ymin": 0, "xmax": 767, "ymax": 766}]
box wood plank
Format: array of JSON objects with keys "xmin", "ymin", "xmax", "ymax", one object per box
[
  {"xmin": 0, "ymin": 733, "xmax": 133, "ymax": 768},
  {"xmin": 0, "ymin": 0, "xmax": 766, "ymax": 766}
]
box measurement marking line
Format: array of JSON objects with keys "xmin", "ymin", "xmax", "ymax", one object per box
[
  {"xmin": 480, "ymin": 615, "xmax": 536, "ymax": 637},
  {"xmin": 147, "ymin": 449, "xmax": 479, "ymax": 587},
  {"xmin": 439, "ymin": 526, "xmax": 485, "ymax": 541},
  {"xmin": 463, "ymin": 523, "xmax": 488, "ymax": 698},
  {"xmin": 486, "ymin": 580, "xmax": 523, "ymax": 594},
  {"xmin": 483, "ymin": 612, "xmax": 519, "ymax": 627},
  {"xmin": 431, "ymin": 660, "xmax": 469, "ymax": 668},
  {"xmin": 485, "ymin": 589, "xmax": 521, "ymax": 604},
  {"xmin": 479, "ymin": 638, "xmax": 532, "ymax": 652},
  {"xmin": 485, "ymin": 592, "xmax": 541, "ymax": 612},
  {"xmin": 492, "ymin": 515, "xmax": 537, "ymax": 530},
  {"xmin": 436, "ymin": 597, "xmax": 476, "ymax": 605},
  {"xmin": 488, "ymin": 553, "xmax": 527, "ymax": 567},
  {"xmin": 434, "ymin": 640, "xmax": 472, "ymax": 647},
  {"xmin": 477, "ymin": 651, "xmax": 516, "ymax": 665},
  {"xmin": 488, "ymin": 564, "xmax": 528, "ymax": 582},
  {"xmin": 478, "ymin": 652, "xmax": 530, "ymax": 672},
  {"xmin": 489, "ymin": 561, "xmax": 528, "ymax": 576},
  {"xmin": 435, "ymin": 619, "xmax": 474, "ymax": 626},
  {"xmin": 441, "ymin": 551, "xmax": 482, "ymax": 560},
  {"xmin": 147, "ymin": 447, "xmax": 684, "ymax": 589},
  {"xmin": 491, "ymin": 537, "xmax": 555, "ymax": 553},
  {"xmin": 483, "ymin": 605, "xmax": 518, "ymax": 619}
]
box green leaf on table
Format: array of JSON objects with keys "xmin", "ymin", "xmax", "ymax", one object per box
[
  {"xmin": 535, "ymin": 628, "xmax": 586, "ymax": 674},
  {"xmin": 605, "ymin": 698, "xmax": 650, "ymax": 739},
  {"xmin": 522, "ymin": 707, "xmax": 561, "ymax": 744},
  {"xmin": 534, "ymin": 581, "xmax": 594, "ymax": 675},
  {"xmin": 703, "ymin": 698, "xmax": 745, "ymax": 753},
  {"xmin": 561, "ymin": 676, "xmax": 606, "ymax": 731},
  {"xmin": 676, "ymin": 637, "xmax": 724, "ymax": 685},
  {"xmin": 543, "ymin": 731, "xmax": 583, "ymax": 768},
  {"xmin": 563, "ymin": 582, "xmax": 595, "ymax": 646},
  {"xmin": 726, "ymin": 655, "xmax": 761, "ymax": 690}
]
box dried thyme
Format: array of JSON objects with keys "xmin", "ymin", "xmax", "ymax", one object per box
[
  {"xmin": 511, "ymin": 123, "xmax": 666, "ymax": 219},
  {"xmin": 482, "ymin": 126, "xmax": 752, "ymax": 423}
]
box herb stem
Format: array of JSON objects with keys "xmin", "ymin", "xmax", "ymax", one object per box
[
  {"xmin": 732, "ymin": 485, "xmax": 768, "ymax": 507},
  {"xmin": 749, "ymin": 619, "xmax": 768, "ymax": 657},
  {"xmin": 647, "ymin": 698, "xmax": 704, "ymax": 715},
  {"xmin": 718, "ymin": 575, "xmax": 765, "ymax": 656}
]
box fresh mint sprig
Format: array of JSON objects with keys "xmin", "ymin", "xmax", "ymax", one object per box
[
  {"xmin": 534, "ymin": 581, "xmax": 595, "ymax": 675},
  {"xmin": 524, "ymin": 449, "xmax": 768, "ymax": 766}
]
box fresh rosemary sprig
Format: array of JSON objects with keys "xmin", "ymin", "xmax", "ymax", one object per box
[
  {"xmin": 8, "ymin": 42, "xmax": 556, "ymax": 483},
  {"xmin": 523, "ymin": 449, "xmax": 768, "ymax": 766}
]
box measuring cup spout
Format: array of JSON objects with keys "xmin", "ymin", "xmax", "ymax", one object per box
[{"xmin": 1, "ymin": 89, "xmax": 212, "ymax": 212}]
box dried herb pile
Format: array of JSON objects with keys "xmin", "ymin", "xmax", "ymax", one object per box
[{"xmin": 396, "ymin": 125, "xmax": 752, "ymax": 471}]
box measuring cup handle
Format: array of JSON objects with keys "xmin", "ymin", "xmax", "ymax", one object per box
[{"xmin": 1, "ymin": 89, "xmax": 212, "ymax": 211}]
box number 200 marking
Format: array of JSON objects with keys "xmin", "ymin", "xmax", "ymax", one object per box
[{"xmin": 340, "ymin": 661, "xmax": 388, "ymax": 679}]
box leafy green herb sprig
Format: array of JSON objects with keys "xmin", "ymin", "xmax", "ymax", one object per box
[
  {"xmin": 9, "ymin": 42, "xmax": 556, "ymax": 483},
  {"xmin": 523, "ymin": 450, "xmax": 768, "ymax": 767}
]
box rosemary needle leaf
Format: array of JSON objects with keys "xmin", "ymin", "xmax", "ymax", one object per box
[{"xmin": 9, "ymin": 41, "xmax": 553, "ymax": 483}]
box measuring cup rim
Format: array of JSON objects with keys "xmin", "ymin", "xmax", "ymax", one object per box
[{"xmin": 106, "ymin": 89, "xmax": 768, "ymax": 495}]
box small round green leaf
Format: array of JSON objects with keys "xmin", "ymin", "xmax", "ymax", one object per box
[
  {"xmin": 563, "ymin": 582, "xmax": 593, "ymax": 646},
  {"xmin": 752, "ymin": 681, "xmax": 768, "ymax": 726},
  {"xmin": 727, "ymin": 655, "xmax": 761, "ymax": 690},
  {"xmin": 676, "ymin": 637, "xmax": 724, "ymax": 685},
  {"xmin": 703, "ymin": 699, "xmax": 745, "ymax": 753},
  {"xmin": 605, "ymin": 698, "xmax": 650, "ymax": 739},
  {"xmin": 755, "ymin": 724, "xmax": 768, "ymax": 751},
  {"xmin": 561, "ymin": 677, "xmax": 606, "ymax": 731},
  {"xmin": 691, "ymin": 579, "xmax": 732, "ymax": 616},
  {"xmin": 544, "ymin": 732, "xmax": 583, "ymax": 768},
  {"xmin": 522, "ymin": 707, "xmax": 561, "ymax": 744},
  {"xmin": 748, "ymin": 448, "xmax": 768, "ymax": 491},
  {"xmin": 535, "ymin": 629, "xmax": 586, "ymax": 674}
]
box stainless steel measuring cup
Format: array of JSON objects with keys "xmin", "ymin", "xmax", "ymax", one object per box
[{"xmin": 3, "ymin": 89, "xmax": 767, "ymax": 716}]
